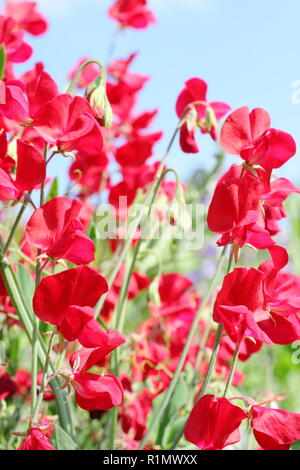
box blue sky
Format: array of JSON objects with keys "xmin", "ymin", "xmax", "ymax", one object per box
[{"xmin": 4, "ymin": 0, "xmax": 300, "ymax": 182}]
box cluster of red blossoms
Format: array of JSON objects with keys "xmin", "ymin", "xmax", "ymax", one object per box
[
  {"xmin": 181, "ymin": 103, "xmax": 300, "ymax": 450},
  {"xmin": 0, "ymin": 0, "xmax": 299, "ymax": 452}
]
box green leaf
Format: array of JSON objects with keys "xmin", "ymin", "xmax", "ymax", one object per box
[
  {"xmin": 87, "ymin": 220, "xmax": 97, "ymax": 243},
  {"xmin": 53, "ymin": 424, "xmax": 78, "ymax": 450},
  {"xmin": 16, "ymin": 264, "xmax": 35, "ymax": 315},
  {"xmin": 149, "ymin": 376, "xmax": 189, "ymax": 446},
  {"xmin": 161, "ymin": 416, "xmax": 187, "ymax": 449},
  {"xmin": 0, "ymin": 340, "xmax": 5, "ymax": 365},
  {"xmin": 0, "ymin": 45, "xmax": 6, "ymax": 80}
]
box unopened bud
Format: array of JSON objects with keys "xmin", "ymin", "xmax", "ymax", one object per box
[
  {"xmin": 205, "ymin": 106, "xmax": 218, "ymax": 132},
  {"xmin": 85, "ymin": 75, "xmax": 113, "ymax": 129}
]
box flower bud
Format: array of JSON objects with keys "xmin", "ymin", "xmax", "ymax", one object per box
[
  {"xmin": 204, "ymin": 106, "xmax": 218, "ymax": 132},
  {"xmin": 85, "ymin": 75, "xmax": 113, "ymax": 129}
]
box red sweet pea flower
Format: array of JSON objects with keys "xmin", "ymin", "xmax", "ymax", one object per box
[
  {"xmin": 72, "ymin": 373, "xmax": 123, "ymax": 411},
  {"xmin": 108, "ymin": 161, "xmax": 164, "ymax": 221},
  {"xmin": 14, "ymin": 369, "xmax": 31, "ymax": 396},
  {"xmin": 176, "ymin": 78, "xmax": 231, "ymax": 153},
  {"xmin": 213, "ymin": 267, "xmax": 272, "ymax": 345},
  {"xmin": 18, "ymin": 427, "xmax": 55, "ymax": 450},
  {"xmin": 0, "ymin": 367, "xmax": 17, "ymax": 400},
  {"xmin": 33, "ymin": 266, "xmax": 108, "ymax": 346},
  {"xmin": 262, "ymin": 178, "xmax": 300, "ymax": 236},
  {"xmin": 0, "ymin": 139, "xmax": 45, "ymax": 201},
  {"xmin": 251, "ymin": 406, "xmax": 300, "ymax": 450},
  {"xmin": 0, "ymin": 64, "xmax": 59, "ymax": 125},
  {"xmin": 21, "ymin": 62, "xmax": 59, "ymax": 117},
  {"xmin": 0, "ymin": 80, "xmax": 29, "ymax": 123},
  {"xmin": 149, "ymin": 273, "xmax": 199, "ymax": 319},
  {"xmin": 120, "ymin": 109, "xmax": 158, "ymax": 138},
  {"xmin": 115, "ymin": 131, "xmax": 162, "ymax": 168},
  {"xmin": 108, "ymin": 52, "xmax": 138, "ymax": 80},
  {"xmin": 107, "ymin": 53, "xmax": 149, "ymax": 120},
  {"xmin": 25, "ymin": 196, "xmax": 94, "ymax": 265},
  {"xmin": 68, "ymin": 339, "xmax": 125, "ymax": 411},
  {"xmin": 207, "ymin": 165, "xmax": 274, "ymax": 250},
  {"xmin": 220, "ymin": 336, "xmax": 262, "ymax": 363},
  {"xmin": 121, "ymin": 389, "xmax": 153, "ymax": 441},
  {"xmin": 108, "ymin": 0, "xmax": 156, "ymax": 29},
  {"xmin": 5, "ymin": 2, "xmax": 48, "ymax": 36},
  {"xmin": 258, "ymin": 246, "xmax": 300, "ymax": 344},
  {"xmin": 69, "ymin": 330, "xmax": 126, "ymax": 373},
  {"xmin": 32, "ymin": 95, "xmax": 103, "ymax": 155},
  {"xmin": 184, "ymin": 394, "xmax": 247, "ymax": 450},
  {"xmin": 0, "ymin": 15, "xmax": 32, "ymax": 63},
  {"xmin": 220, "ymin": 107, "xmax": 296, "ymax": 170}
]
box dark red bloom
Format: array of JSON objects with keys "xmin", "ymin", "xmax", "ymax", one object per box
[
  {"xmin": 21, "ymin": 62, "xmax": 59, "ymax": 117},
  {"xmin": 149, "ymin": 273, "xmax": 199, "ymax": 319},
  {"xmin": 262, "ymin": 178, "xmax": 300, "ymax": 236},
  {"xmin": 220, "ymin": 107, "xmax": 296, "ymax": 170},
  {"xmin": 115, "ymin": 131, "xmax": 162, "ymax": 168},
  {"xmin": 71, "ymin": 373, "xmax": 123, "ymax": 411},
  {"xmin": 0, "ymin": 367, "xmax": 17, "ymax": 400},
  {"xmin": 207, "ymin": 165, "xmax": 274, "ymax": 250},
  {"xmin": 25, "ymin": 196, "xmax": 94, "ymax": 265},
  {"xmin": 18, "ymin": 428, "xmax": 55, "ymax": 450},
  {"xmin": 184, "ymin": 394, "xmax": 247, "ymax": 450},
  {"xmin": 108, "ymin": 0, "xmax": 156, "ymax": 29},
  {"xmin": 220, "ymin": 336, "xmax": 262, "ymax": 362},
  {"xmin": 69, "ymin": 337, "xmax": 125, "ymax": 411},
  {"xmin": 107, "ymin": 53, "xmax": 149, "ymax": 120},
  {"xmin": 5, "ymin": 2, "xmax": 48, "ymax": 36},
  {"xmin": 33, "ymin": 266, "xmax": 108, "ymax": 346},
  {"xmin": 258, "ymin": 246, "xmax": 300, "ymax": 344},
  {"xmin": 176, "ymin": 78, "xmax": 231, "ymax": 153},
  {"xmin": 0, "ymin": 139, "xmax": 45, "ymax": 201},
  {"xmin": 251, "ymin": 406, "xmax": 300, "ymax": 450},
  {"xmin": 213, "ymin": 267, "xmax": 272, "ymax": 345},
  {"xmin": 69, "ymin": 151, "xmax": 109, "ymax": 196},
  {"xmin": 0, "ymin": 80, "xmax": 29, "ymax": 123},
  {"xmin": 69, "ymin": 330, "xmax": 126, "ymax": 373}
]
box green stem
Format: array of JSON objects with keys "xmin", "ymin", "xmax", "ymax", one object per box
[
  {"xmin": 94, "ymin": 126, "xmax": 180, "ymax": 319},
  {"xmin": 223, "ymin": 341, "xmax": 240, "ymax": 398},
  {"xmin": 30, "ymin": 143, "xmax": 47, "ymax": 417},
  {"xmin": 193, "ymin": 316, "xmax": 213, "ymax": 382},
  {"xmin": 197, "ymin": 324, "xmax": 224, "ymax": 400},
  {"xmin": 106, "ymin": 166, "xmax": 181, "ymax": 449},
  {"xmin": 2, "ymin": 200, "xmax": 28, "ymax": 255},
  {"xmin": 138, "ymin": 246, "xmax": 228, "ymax": 450},
  {"xmin": 0, "ymin": 261, "xmax": 74, "ymax": 437},
  {"xmin": 32, "ymin": 331, "xmax": 56, "ymax": 422},
  {"xmin": 107, "ymin": 347, "xmax": 119, "ymax": 450},
  {"xmin": 170, "ymin": 247, "xmax": 235, "ymax": 449},
  {"xmin": 66, "ymin": 59, "xmax": 106, "ymax": 95},
  {"xmin": 30, "ymin": 297, "xmax": 39, "ymax": 416}
]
